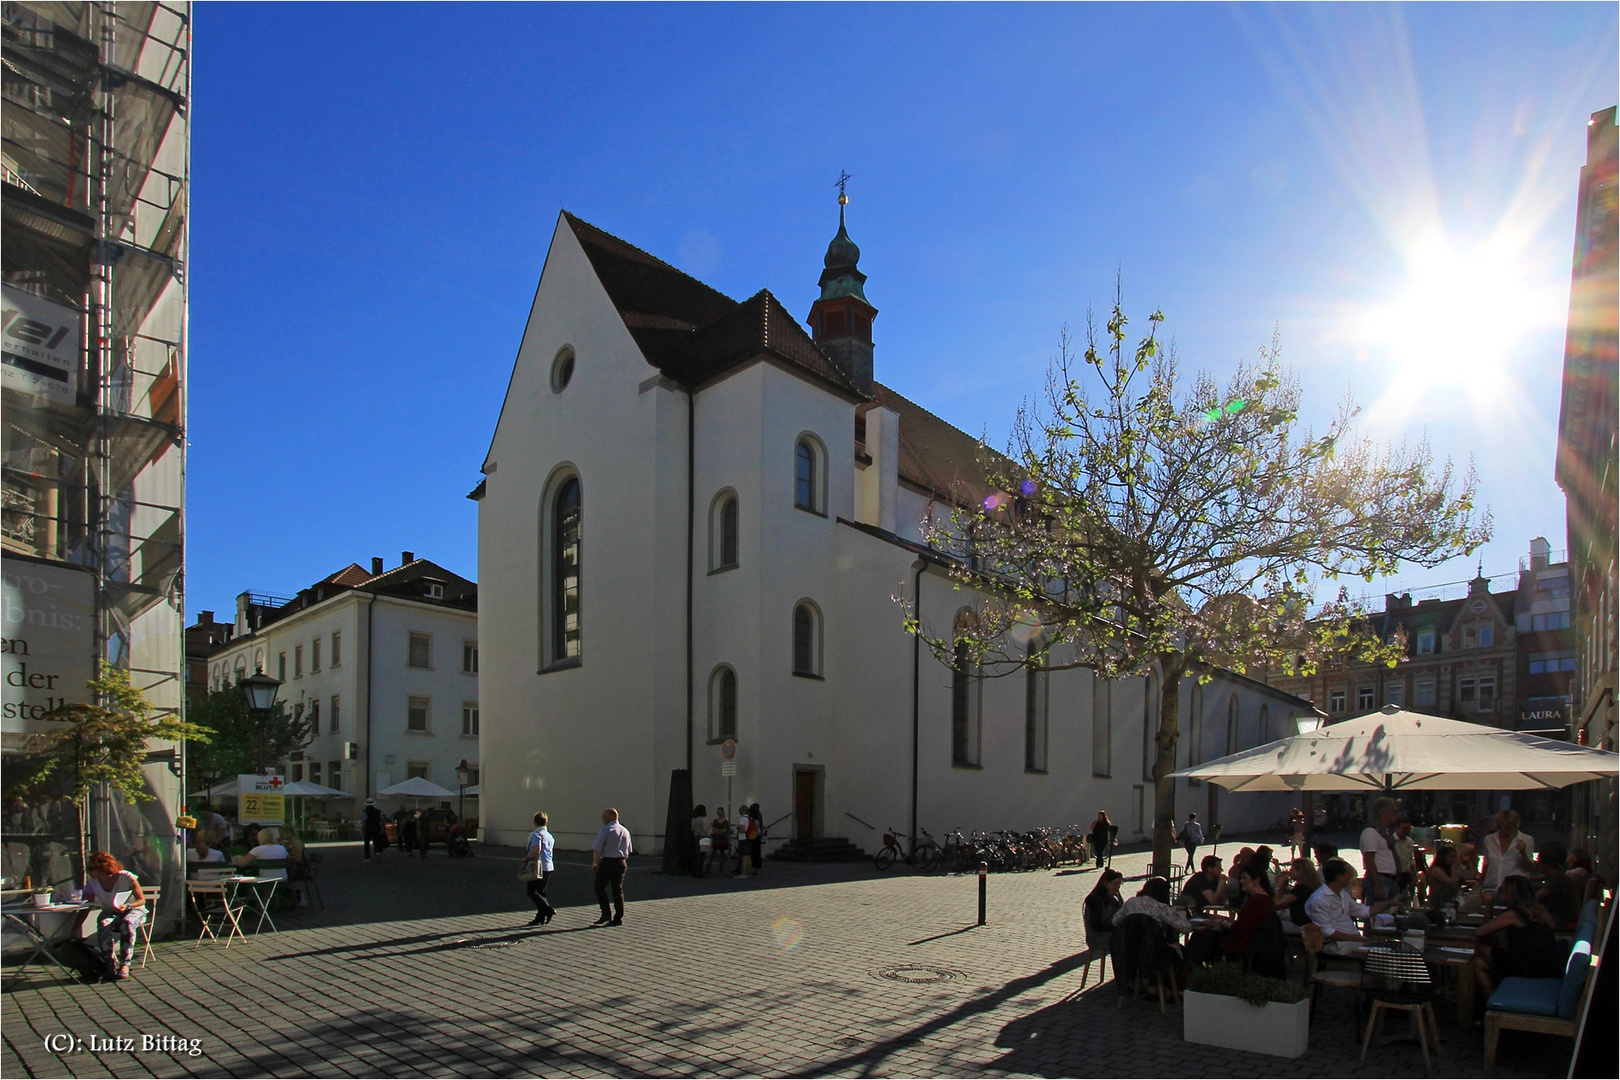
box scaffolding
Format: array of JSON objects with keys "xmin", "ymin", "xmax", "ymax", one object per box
[{"xmin": 2, "ymin": 1, "xmax": 188, "ymax": 913}]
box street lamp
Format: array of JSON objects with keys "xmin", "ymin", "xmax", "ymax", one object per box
[
  {"xmin": 239, "ymin": 669, "xmax": 282, "ymax": 775},
  {"xmin": 455, "ymin": 759, "xmax": 469, "ymax": 823}
]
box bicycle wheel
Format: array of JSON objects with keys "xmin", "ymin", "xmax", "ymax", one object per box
[
  {"xmin": 875, "ymin": 845, "xmax": 898, "ymax": 871},
  {"xmin": 915, "ymin": 843, "xmax": 940, "ymax": 874}
]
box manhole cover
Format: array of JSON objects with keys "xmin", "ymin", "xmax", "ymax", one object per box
[{"xmin": 876, "ymin": 965, "xmax": 958, "ymax": 984}]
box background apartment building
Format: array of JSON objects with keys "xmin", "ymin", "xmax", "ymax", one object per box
[
  {"xmin": 196, "ymin": 554, "xmax": 481, "ymax": 825},
  {"xmin": 2, "ymin": 2, "xmax": 190, "ymax": 910}
]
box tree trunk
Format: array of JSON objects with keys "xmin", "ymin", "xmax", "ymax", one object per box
[{"xmin": 1150, "ymin": 654, "xmax": 1189, "ymax": 879}]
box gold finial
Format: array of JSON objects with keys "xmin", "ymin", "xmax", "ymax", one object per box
[
  {"xmin": 836, "ymin": 169, "xmax": 852, "ymax": 205},
  {"xmin": 838, "ymin": 192, "xmax": 849, "ymax": 205}
]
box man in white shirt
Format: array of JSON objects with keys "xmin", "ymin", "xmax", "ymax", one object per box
[
  {"xmin": 1307, "ymin": 858, "xmax": 1397, "ymax": 956},
  {"xmin": 1481, "ymin": 809, "xmax": 1535, "ymax": 890},
  {"xmin": 525, "ymin": 811, "xmax": 556, "ymax": 926},
  {"xmin": 1359, "ymin": 797, "xmax": 1401, "ymax": 903},
  {"xmin": 591, "ymin": 808, "xmax": 633, "ymax": 926}
]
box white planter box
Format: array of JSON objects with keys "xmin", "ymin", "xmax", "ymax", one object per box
[{"xmin": 1183, "ymin": 990, "xmax": 1310, "ymax": 1058}]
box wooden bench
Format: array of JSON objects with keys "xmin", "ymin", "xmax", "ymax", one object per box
[{"xmin": 1482, "ymin": 900, "xmax": 1605, "ymax": 1073}]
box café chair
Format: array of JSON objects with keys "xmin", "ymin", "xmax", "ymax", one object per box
[
  {"xmin": 289, "ymin": 852, "xmax": 324, "ymax": 911},
  {"xmin": 1111, "ymin": 914, "xmax": 1180, "ymax": 1014},
  {"xmin": 136, "ymin": 884, "xmax": 160, "ymax": 968},
  {"xmin": 186, "ymin": 881, "xmax": 245, "ymax": 949},
  {"xmin": 1304, "ymin": 923, "xmax": 1366, "ymax": 1036},
  {"xmin": 1361, "ymin": 940, "xmax": 1440, "ymax": 1071}
]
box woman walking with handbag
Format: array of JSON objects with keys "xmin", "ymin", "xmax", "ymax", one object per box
[{"xmin": 522, "ymin": 812, "xmax": 556, "ymax": 926}]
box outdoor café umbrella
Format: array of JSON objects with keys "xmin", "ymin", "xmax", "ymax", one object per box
[
  {"xmin": 187, "ymin": 776, "xmax": 241, "ymax": 799},
  {"xmin": 1170, "ymin": 705, "xmax": 1620, "ymax": 792},
  {"xmin": 462, "ymin": 785, "xmax": 479, "ymax": 796},
  {"xmin": 278, "ymin": 780, "xmax": 351, "ymax": 832},
  {"xmin": 377, "ymin": 776, "xmax": 459, "ymax": 801}
]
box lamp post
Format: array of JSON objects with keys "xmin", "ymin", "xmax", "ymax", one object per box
[
  {"xmin": 239, "ymin": 670, "xmax": 283, "ymax": 775},
  {"xmin": 455, "ymin": 759, "xmax": 469, "ymax": 823}
]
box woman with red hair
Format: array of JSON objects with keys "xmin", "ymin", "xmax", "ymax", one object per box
[{"xmin": 81, "ymin": 852, "xmax": 146, "ymax": 980}]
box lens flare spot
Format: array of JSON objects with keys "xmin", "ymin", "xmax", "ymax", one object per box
[
  {"xmin": 982, "ymin": 494, "xmax": 1001, "ymax": 511},
  {"xmin": 1019, "ymin": 480, "xmax": 1038, "ymax": 497},
  {"xmin": 771, "ymin": 917, "xmax": 804, "ymax": 951}
]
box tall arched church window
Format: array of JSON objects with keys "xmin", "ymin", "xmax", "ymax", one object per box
[
  {"xmin": 1092, "ymin": 674, "xmax": 1111, "ymax": 778},
  {"xmin": 1259, "ymin": 704, "xmax": 1271, "ymax": 745},
  {"xmin": 1143, "ymin": 671, "xmax": 1160, "ymax": 781},
  {"xmin": 795, "ymin": 438, "xmax": 817, "ymax": 510},
  {"xmin": 710, "ymin": 666, "xmax": 737, "ymax": 741},
  {"xmin": 792, "ymin": 602, "xmax": 822, "ymax": 677},
  {"xmin": 710, "ymin": 491, "xmax": 739, "ymax": 570},
  {"xmin": 1025, "ymin": 641, "xmax": 1049, "ymax": 772},
  {"xmin": 551, "ymin": 476, "xmax": 582, "ymax": 662},
  {"xmin": 951, "ymin": 610, "xmax": 978, "ymax": 765},
  {"xmin": 1227, "ymin": 694, "xmax": 1241, "ymax": 754}
]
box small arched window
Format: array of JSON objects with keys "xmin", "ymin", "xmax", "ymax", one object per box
[
  {"xmin": 1227, "ymin": 694, "xmax": 1241, "ymax": 754},
  {"xmin": 234, "ymin": 659, "xmax": 246, "ymax": 684},
  {"xmin": 792, "ymin": 601, "xmax": 821, "ymax": 677},
  {"xmin": 711, "ymin": 491, "xmax": 739, "ymax": 570},
  {"xmin": 1025, "ymin": 640, "xmax": 1048, "ymax": 772},
  {"xmin": 794, "ymin": 435, "xmax": 823, "ymax": 513},
  {"xmin": 548, "ymin": 475, "xmax": 583, "ymax": 662},
  {"xmin": 710, "ymin": 665, "xmax": 737, "ymax": 741},
  {"xmin": 550, "ymin": 346, "xmax": 575, "ymax": 393},
  {"xmin": 952, "ymin": 609, "xmax": 979, "ymax": 766}
]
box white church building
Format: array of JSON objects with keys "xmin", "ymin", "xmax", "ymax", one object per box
[{"xmin": 474, "ymin": 204, "xmax": 1308, "ymax": 853}]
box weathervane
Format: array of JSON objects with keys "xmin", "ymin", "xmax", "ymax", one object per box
[{"xmin": 836, "ymin": 169, "xmax": 852, "ymax": 205}]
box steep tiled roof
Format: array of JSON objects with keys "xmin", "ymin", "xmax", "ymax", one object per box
[
  {"xmin": 323, "ymin": 563, "xmax": 374, "ymax": 588},
  {"xmin": 563, "ymin": 213, "xmax": 863, "ymax": 399}
]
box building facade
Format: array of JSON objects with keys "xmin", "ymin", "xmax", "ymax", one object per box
[
  {"xmin": 1556, "ymin": 107, "xmax": 1618, "ymax": 871},
  {"xmin": 3, "ymin": 3, "xmax": 190, "ymax": 913},
  {"xmin": 474, "ymin": 208, "xmax": 1310, "ymax": 853},
  {"xmin": 1267, "ymin": 538, "xmax": 1578, "ymax": 831},
  {"xmin": 198, "ymin": 554, "xmax": 480, "ymax": 819}
]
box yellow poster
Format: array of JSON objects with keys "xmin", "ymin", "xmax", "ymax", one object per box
[{"xmin": 236, "ymin": 775, "xmax": 287, "ymax": 824}]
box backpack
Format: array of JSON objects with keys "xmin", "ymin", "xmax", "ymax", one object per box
[{"xmin": 55, "ymin": 938, "xmax": 110, "ymax": 984}]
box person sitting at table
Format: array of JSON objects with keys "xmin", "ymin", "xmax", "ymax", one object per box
[
  {"xmin": 1184, "ymin": 865, "xmax": 1276, "ymax": 972},
  {"xmin": 1312, "ymin": 842, "xmax": 1338, "ymax": 872},
  {"xmin": 1474, "ymin": 874, "xmax": 1567, "ymax": 998},
  {"xmin": 1114, "ymin": 876, "xmax": 1192, "ymax": 939},
  {"xmin": 1392, "ymin": 816, "xmax": 1418, "ymax": 895},
  {"xmin": 1223, "ymin": 849, "xmax": 1255, "ymax": 906},
  {"xmin": 190, "ymin": 832, "xmax": 225, "ymax": 864},
  {"xmin": 1456, "ymin": 842, "xmax": 1481, "ymax": 888},
  {"xmin": 1481, "ymin": 809, "xmax": 1535, "ymax": 891},
  {"xmin": 1424, "ymin": 844, "xmax": 1465, "ymax": 909},
  {"xmin": 1307, "ymin": 857, "xmax": 1398, "ymax": 956},
  {"xmin": 77, "ymin": 851, "xmax": 145, "ymax": 982},
  {"xmin": 1275, "ymin": 857, "xmax": 1321, "ymax": 930},
  {"xmin": 1179, "ymin": 856, "xmax": 1226, "ymax": 911},
  {"xmin": 1565, "ymin": 848, "xmax": 1594, "ymax": 891},
  {"xmin": 234, "ymin": 829, "xmax": 290, "ymax": 880},
  {"xmin": 1533, "ymin": 844, "xmax": 1581, "ymax": 926},
  {"xmin": 1250, "ymin": 845, "xmax": 1280, "ymax": 885},
  {"xmin": 279, "ymin": 828, "xmax": 307, "ymax": 864},
  {"xmin": 1083, "ymin": 868, "xmax": 1124, "ymax": 962}
]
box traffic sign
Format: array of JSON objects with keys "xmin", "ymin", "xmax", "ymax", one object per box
[
  {"xmin": 721, "ymin": 761, "xmax": 737, "ymax": 777},
  {"xmin": 721, "ymin": 739, "xmax": 737, "ymax": 761}
]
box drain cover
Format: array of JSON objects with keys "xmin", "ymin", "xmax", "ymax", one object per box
[{"xmin": 876, "ymin": 965, "xmax": 958, "ymax": 984}]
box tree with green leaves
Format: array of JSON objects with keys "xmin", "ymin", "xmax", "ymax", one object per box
[
  {"xmin": 184, "ymin": 684, "xmax": 313, "ymax": 782},
  {"xmin": 910, "ymin": 294, "xmax": 1490, "ymax": 876}
]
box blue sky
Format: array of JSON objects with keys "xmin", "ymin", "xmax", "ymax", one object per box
[{"xmin": 188, "ymin": 2, "xmax": 1617, "ymax": 614}]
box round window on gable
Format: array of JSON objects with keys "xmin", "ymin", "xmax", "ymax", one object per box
[{"xmin": 550, "ymin": 346, "xmax": 576, "ymax": 394}]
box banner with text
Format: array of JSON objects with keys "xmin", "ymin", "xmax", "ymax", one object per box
[
  {"xmin": 237, "ymin": 774, "xmax": 287, "ymax": 824},
  {"xmin": 3, "ymin": 559, "xmax": 95, "ymax": 735},
  {"xmin": 2, "ymin": 285, "xmax": 80, "ymax": 406}
]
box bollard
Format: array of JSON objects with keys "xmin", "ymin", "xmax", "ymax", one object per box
[{"xmin": 978, "ymin": 862, "xmax": 987, "ymax": 926}]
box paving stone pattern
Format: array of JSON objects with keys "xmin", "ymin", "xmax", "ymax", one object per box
[{"xmin": 1, "ymin": 840, "xmax": 1572, "ymax": 1078}]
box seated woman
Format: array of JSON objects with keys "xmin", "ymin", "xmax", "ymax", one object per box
[
  {"xmin": 1184, "ymin": 866, "xmax": 1276, "ymax": 971},
  {"xmin": 279, "ymin": 828, "xmax": 307, "ymax": 863},
  {"xmin": 1223, "ymin": 849, "xmax": 1256, "ymax": 906},
  {"xmin": 1425, "ymin": 844, "xmax": 1465, "ymax": 909},
  {"xmin": 1566, "ymin": 848, "xmax": 1594, "ymax": 891},
  {"xmin": 1178, "ymin": 856, "xmax": 1226, "ymax": 911},
  {"xmin": 1474, "ymin": 875, "xmax": 1568, "ymax": 998},
  {"xmin": 1084, "ymin": 869, "xmax": 1124, "ymax": 961},
  {"xmin": 1275, "ymin": 857, "xmax": 1321, "ymax": 930},
  {"xmin": 190, "ymin": 832, "xmax": 225, "ymax": 865},
  {"xmin": 1114, "ymin": 877, "xmax": 1192, "ymax": 939},
  {"xmin": 1455, "ymin": 843, "xmax": 1481, "ymax": 888},
  {"xmin": 76, "ymin": 851, "xmax": 146, "ymax": 982},
  {"xmin": 234, "ymin": 829, "xmax": 291, "ymax": 880}
]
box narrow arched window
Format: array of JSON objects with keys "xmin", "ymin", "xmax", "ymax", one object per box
[
  {"xmin": 1092, "ymin": 675, "xmax": 1112, "ymax": 778},
  {"xmin": 710, "ymin": 666, "xmax": 737, "ymax": 741},
  {"xmin": 1187, "ymin": 683, "xmax": 1204, "ymax": 783},
  {"xmin": 711, "ymin": 491, "xmax": 739, "ymax": 571},
  {"xmin": 952, "ymin": 640, "xmax": 972, "ymax": 764},
  {"xmin": 792, "ymin": 602, "xmax": 821, "ymax": 676},
  {"xmin": 1025, "ymin": 641, "xmax": 1048, "ymax": 772},
  {"xmin": 552, "ymin": 477, "xmax": 582, "ymax": 661},
  {"xmin": 1259, "ymin": 704, "xmax": 1271, "ymax": 745},
  {"xmin": 1143, "ymin": 671, "xmax": 1160, "ymax": 781},
  {"xmin": 1227, "ymin": 694, "xmax": 1241, "ymax": 754},
  {"xmin": 795, "ymin": 439, "xmax": 816, "ymax": 510}
]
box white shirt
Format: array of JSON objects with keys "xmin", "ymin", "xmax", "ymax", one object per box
[
  {"xmin": 1482, "ymin": 830, "xmax": 1535, "ymax": 890},
  {"xmin": 194, "ymin": 848, "xmax": 225, "ymax": 863},
  {"xmin": 526, "ymin": 827, "xmax": 555, "ymax": 874},
  {"xmin": 1305, "ymin": 882, "xmax": 1368, "ymax": 954},
  {"xmin": 1359, "ymin": 826, "xmax": 1398, "ymax": 876},
  {"xmin": 592, "ymin": 821, "xmax": 632, "ymax": 859},
  {"xmin": 247, "ymin": 844, "xmax": 290, "ymax": 879}
]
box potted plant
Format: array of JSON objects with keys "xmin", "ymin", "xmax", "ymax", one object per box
[{"xmin": 1184, "ymin": 961, "xmax": 1311, "ymax": 1058}]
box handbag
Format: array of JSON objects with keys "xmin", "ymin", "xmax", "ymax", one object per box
[{"xmin": 516, "ymin": 855, "xmax": 537, "ymax": 882}]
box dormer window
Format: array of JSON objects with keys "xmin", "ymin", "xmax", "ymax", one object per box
[
  {"xmin": 1416, "ymin": 630, "xmax": 1436, "ymax": 655},
  {"xmin": 424, "ymin": 582, "xmax": 444, "ymax": 599},
  {"xmin": 1477, "ymin": 625, "xmax": 1493, "ymax": 647}
]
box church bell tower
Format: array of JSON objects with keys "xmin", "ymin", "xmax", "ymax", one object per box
[{"xmin": 807, "ymin": 181, "xmax": 877, "ymax": 395}]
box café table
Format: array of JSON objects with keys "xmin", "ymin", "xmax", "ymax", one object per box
[
  {"xmin": 1362, "ymin": 930, "xmax": 1478, "ymax": 1028},
  {"xmin": 1, "ymin": 901, "xmax": 91, "ymax": 986},
  {"xmin": 219, "ymin": 875, "xmax": 280, "ymax": 935}
]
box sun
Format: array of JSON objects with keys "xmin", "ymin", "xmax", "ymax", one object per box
[{"xmin": 1351, "ymin": 232, "xmax": 1562, "ymax": 414}]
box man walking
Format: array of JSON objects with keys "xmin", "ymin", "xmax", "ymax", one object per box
[
  {"xmin": 592, "ymin": 808, "xmax": 632, "ymax": 926},
  {"xmin": 1179, "ymin": 812, "xmax": 1205, "ymax": 871},
  {"xmin": 525, "ymin": 811, "xmax": 556, "ymax": 926},
  {"xmin": 362, "ymin": 799, "xmax": 385, "ymax": 861}
]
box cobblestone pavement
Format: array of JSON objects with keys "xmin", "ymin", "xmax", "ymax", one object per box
[{"xmin": 1, "ymin": 838, "xmax": 1572, "ymax": 1078}]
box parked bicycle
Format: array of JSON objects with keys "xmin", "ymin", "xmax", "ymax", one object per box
[{"xmin": 874, "ymin": 828, "xmax": 940, "ymax": 872}]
